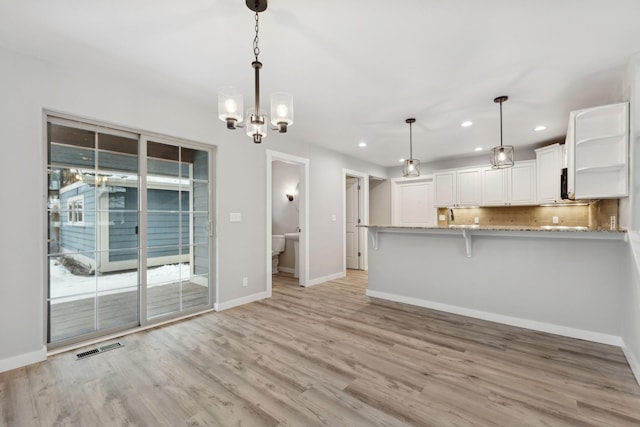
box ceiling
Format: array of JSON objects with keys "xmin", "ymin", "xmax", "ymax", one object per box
[{"xmin": 2, "ymin": 0, "xmax": 640, "ymax": 167}]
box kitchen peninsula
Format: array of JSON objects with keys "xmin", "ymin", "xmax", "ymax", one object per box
[{"xmin": 365, "ymin": 224, "xmax": 629, "ymax": 347}]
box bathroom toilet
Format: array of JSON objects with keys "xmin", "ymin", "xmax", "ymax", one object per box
[{"xmin": 272, "ymin": 235, "xmax": 285, "ymax": 273}]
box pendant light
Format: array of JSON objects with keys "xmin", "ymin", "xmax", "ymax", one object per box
[
  {"xmin": 490, "ymin": 95, "xmax": 514, "ymax": 168},
  {"xmin": 218, "ymin": 0, "xmax": 294, "ymax": 144},
  {"xmin": 402, "ymin": 118, "xmax": 420, "ymax": 177}
]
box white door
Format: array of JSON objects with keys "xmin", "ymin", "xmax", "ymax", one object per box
[
  {"xmin": 345, "ymin": 177, "xmax": 360, "ymax": 269},
  {"xmin": 393, "ymin": 180, "xmax": 437, "ymax": 226}
]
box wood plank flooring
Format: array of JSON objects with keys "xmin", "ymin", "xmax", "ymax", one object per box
[
  {"xmin": 49, "ymin": 282, "xmax": 210, "ymax": 342},
  {"xmin": 3, "ymin": 270, "xmax": 640, "ymax": 426}
]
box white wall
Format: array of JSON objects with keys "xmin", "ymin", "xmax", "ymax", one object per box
[
  {"xmin": 0, "ymin": 48, "xmax": 387, "ymax": 370},
  {"xmin": 369, "ymin": 179, "xmax": 391, "ymax": 225},
  {"xmin": 272, "ymin": 161, "xmax": 300, "ymax": 235},
  {"xmin": 622, "ymin": 53, "xmax": 640, "ymax": 385}
]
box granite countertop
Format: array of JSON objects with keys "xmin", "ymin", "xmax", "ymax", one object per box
[{"xmin": 363, "ymin": 224, "xmax": 626, "ymax": 233}]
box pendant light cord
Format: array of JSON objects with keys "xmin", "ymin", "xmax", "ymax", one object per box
[
  {"xmin": 499, "ymin": 99, "xmax": 503, "ymax": 149},
  {"xmin": 409, "ymin": 121, "xmax": 413, "ymax": 160}
]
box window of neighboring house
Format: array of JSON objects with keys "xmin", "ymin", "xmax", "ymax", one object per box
[{"xmin": 67, "ymin": 195, "xmax": 84, "ymax": 226}]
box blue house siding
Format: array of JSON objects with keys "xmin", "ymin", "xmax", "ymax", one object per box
[
  {"xmin": 59, "ymin": 184, "xmax": 96, "ymax": 256},
  {"xmin": 60, "ymin": 184, "xmax": 190, "ymax": 265}
]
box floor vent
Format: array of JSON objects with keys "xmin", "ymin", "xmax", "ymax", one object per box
[{"xmin": 76, "ymin": 342, "xmax": 124, "ymax": 360}]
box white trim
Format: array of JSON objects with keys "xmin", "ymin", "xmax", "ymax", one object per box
[
  {"xmin": 214, "ymin": 291, "xmax": 270, "ymax": 311},
  {"xmin": 266, "ymin": 150, "xmax": 310, "ymax": 291},
  {"xmin": 0, "ymin": 346, "xmax": 47, "ymax": 373},
  {"xmin": 305, "ymin": 271, "xmax": 346, "ymax": 287},
  {"xmin": 366, "ymin": 289, "xmax": 624, "ymax": 347},
  {"xmin": 278, "ymin": 266, "xmax": 295, "ymax": 274},
  {"xmin": 622, "ymin": 342, "xmax": 640, "ymax": 387},
  {"xmin": 343, "ymin": 169, "xmax": 370, "ymax": 273}
]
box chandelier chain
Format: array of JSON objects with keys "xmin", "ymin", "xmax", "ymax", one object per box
[{"xmin": 253, "ymin": 11, "xmax": 260, "ymax": 61}]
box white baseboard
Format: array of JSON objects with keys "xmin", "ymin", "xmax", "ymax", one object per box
[
  {"xmin": 0, "ymin": 346, "xmax": 47, "ymax": 373},
  {"xmin": 215, "ymin": 291, "xmax": 270, "ymax": 311},
  {"xmin": 622, "ymin": 342, "xmax": 640, "ymax": 388},
  {"xmin": 305, "ymin": 271, "xmax": 346, "ymax": 287},
  {"xmin": 366, "ymin": 290, "xmax": 623, "ymax": 347},
  {"xmin": 278, "ymin": 266, "xmax": 295, "ymax": 274}
]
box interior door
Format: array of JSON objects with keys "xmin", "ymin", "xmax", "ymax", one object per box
[{"xmin": 345, "ymin": 177, "xmax": 360, "ymax": 269}]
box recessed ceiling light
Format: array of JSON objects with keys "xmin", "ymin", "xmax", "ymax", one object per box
[
  {"xmin": 461, "ymin": 121, "xmax": 473, "ymax": 127},
  {"xmin": 358, "ymin": 141, "xmax": 367, "ymax": 148},
  {"xmin": 474, "ymin": 147, "xmax": 483, "ymax": 152},
  {"xmin": 534, "ymin": 125, "xmax": 547, "ymax": 132},
  {"xmin": 398, "ymin": 158, "xmax": 405, "ymax": 163}
]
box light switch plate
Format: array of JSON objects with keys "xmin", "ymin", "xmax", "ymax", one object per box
[
  {"xmin": 230, "ymin": 212, "xmax": 242, "ymax": 222},
  {"xmin": 552, "ymin": 216, "xmax": 559, "ymax": 224},
  {"xmin": 474, "ymin": 217, "xmax": 480, "ymax": 224},
  {"xmin": 439, "ymin": 215, "xmax": 446, "ymax": 221},
  {"xmin": 331, "ymin": 214, "xmax": 337, "ymax": 222}
]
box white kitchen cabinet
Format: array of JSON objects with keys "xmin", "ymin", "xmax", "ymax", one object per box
[
  {"xmin": 536, "ymin": 143, "xmax": 562, "ymax": 204},
  {"xmin": 482, "ymin": 161, "xmax": 536, "ymax": 206},
  {"xmin": 481, "ymin": 168, "xmax": 507, "ymax": 206},
  {"xmin": 434, "ymin": 168, "xmax": 481, "ymax": 207},
  {"xmin": 567, "ymin": 102, "xmax": 628, "ymax": 199},
  {"xmin": 456, "ymin": 168, "xmax": 482, "ymax": 206},
  {"xmin": 434, "ymin": 171, "xmax": 456, "ymax": 207}
]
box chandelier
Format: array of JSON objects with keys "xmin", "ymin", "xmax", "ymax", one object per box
[{"xmin": 217, "ymin": 0, "xmax": 294, "ymax": 143}]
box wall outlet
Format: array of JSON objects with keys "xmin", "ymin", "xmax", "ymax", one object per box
[
  {"xmin": 439, "ymin": 214, "xmax": 446, "ymax": 221},
  {"xmin": 474, "ymin": 217, "xmax": 480, "ymax": 224},
  {"xmin": 552, "ymin": 216, "xmax": 559, "ymax": 224},
  {"xmin": 331, "ymin": 214, "xmax": 337, "ymax": 222},
  {"xmin": 242, "ymin": 277, "xmax": 248, "ymax": 287}
]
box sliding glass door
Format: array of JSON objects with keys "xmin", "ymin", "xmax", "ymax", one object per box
[{"xmin": 46, "ymin": 116, "xmax": 214, "ymax": 348}]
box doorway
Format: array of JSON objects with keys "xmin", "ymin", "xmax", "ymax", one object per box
[
  {"xmin": 266, "ymin": 150, "xmax": 309, "ymax": 291},
  {"xmin": 343, "ymin": 170, "xmax": 369, "ymax": 272},
  {"xmin": 46, "ymin": 114, "xmax": 215, "ymax": 348}
]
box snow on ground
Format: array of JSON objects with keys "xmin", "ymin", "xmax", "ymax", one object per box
[{"xmin": 49, "ymin": 260, "xmax": 191, "ymax": 303}]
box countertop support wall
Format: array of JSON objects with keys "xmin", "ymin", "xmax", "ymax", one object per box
[{"xmin": 367, "ymin": 229, "xmax": 629, "ymax": 345}]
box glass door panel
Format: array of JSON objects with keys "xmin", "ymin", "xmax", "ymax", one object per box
[
  {"xmin": 145, "ymin": 142, "xmax": 210, "ymax": 319},
  {"xmin": 47, "ymin": 121, "xmax": 140, "ymax": 345}
]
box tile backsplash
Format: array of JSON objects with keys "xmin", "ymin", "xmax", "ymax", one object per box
[{"xmin": 437, "ymin": 199, "xmax": 619, "ymax": 229}]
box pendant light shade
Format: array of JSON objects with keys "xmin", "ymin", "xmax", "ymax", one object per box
[
  {"xmin": 490, "ymin": 96, "xmax": 515, "ymax": 169},
  {"xmin": 402, "ymin": 118, "xmax": 420, "ymax": 177}
]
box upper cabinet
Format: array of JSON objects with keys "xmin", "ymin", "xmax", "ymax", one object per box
[
  {"xmin": 536, "ymin": 143, "xmax": 562, "ymax": 204},
  {"xmin": 567, "ymin": 102, "xmax": 629, "ymax": 199},
  {"xmin": 482, "ymin": 161, "xmax": 536, "ymax": 206},
  {"xmin": 434, "ymin": 168, "xmax": 482, "ymax": 207}
]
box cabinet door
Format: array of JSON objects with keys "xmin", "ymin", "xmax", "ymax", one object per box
[
  {"xmin": 510, "ymin": 161, "xmax": 536, "ymax": 205},
  {"xmin": 536, "ymin": 144, "xmax": 560, "ymax": 203},
  {"xmin": 482, "ymin": 168, "xmax": 507, "ymax": 206},
  {"xmin": 457, "ymin": 168, "xmax": 482, "ymax": 206},
  {"xmin": 434, "ymin": 171, "xmax": 456, "ymax": 207}
]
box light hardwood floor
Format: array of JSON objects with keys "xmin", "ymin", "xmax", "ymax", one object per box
[{"xmin": 2, "ymin": 270, "xmax": 640, "ymax": 426}]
